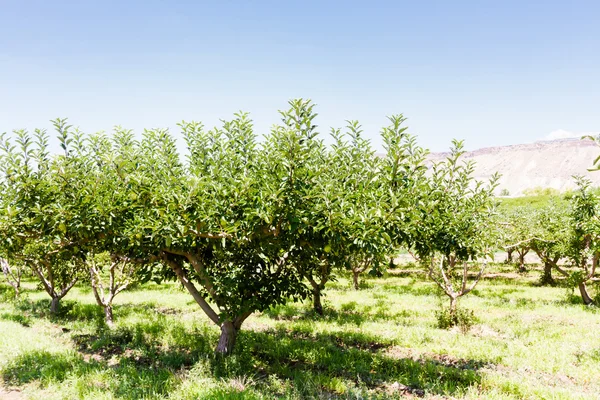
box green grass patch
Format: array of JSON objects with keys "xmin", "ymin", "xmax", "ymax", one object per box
[{"xmin": 1, "ymin": 267, "xmax": 599, "ymax": 399}]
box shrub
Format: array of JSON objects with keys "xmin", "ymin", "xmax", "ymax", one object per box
[{"xmin": 435, "ymin": 307, "xmax": 477, "ymax": 332}]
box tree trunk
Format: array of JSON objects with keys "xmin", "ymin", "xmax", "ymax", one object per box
[
  {"xmin": 578, "ymin": 282, "xmax": 595, "ymax": 305},
  {"xmin": 352, "ymin": 270, "xmax": 360, "ymax": 290},
  {"xmin": 449, "ymin": 296, "xmax": 458, "ymax": 318},
  {"xmin": 50, "ymin": 296, "xmax": 60, "ymax": 314},
  {"xmin": 215, "ymin": 321, "xmax": 237, "ymax": 355},
  {"xmin": 313, "ymin": 286, "xmax": 323, "ymax": 315},
  {"xmin": 540, "ymin": 262, "xmax": 555, "ymax": 285},
  {"xmin": 104, "ymin": 304, "xmax": 114, "ymax": 326},
  {"xmin": 506, "ymin": 249, "xmax": 513, "ymax": 263},
  {"xmin": 518, "ymin": 253, "xmax": 526, "ymax": 272}
]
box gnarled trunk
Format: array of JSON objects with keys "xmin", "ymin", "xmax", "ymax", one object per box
[
  {"xmin": 50, "ymin": 296, "xmax": 61, "ymax": 314},
  {"xmin": 352, "ymin": 270, "xmax": 360, "ymax": 290},
  {"xmin": 578, "ymin": 282, "xmax": 595, "ymax": 305},
  {"xmin": 307, "ymin": 274, "xmax": 326, "ymax": 315},
  {"xmin": 215, "ymin": 321, "xmax": 237, "ymax": 355}
]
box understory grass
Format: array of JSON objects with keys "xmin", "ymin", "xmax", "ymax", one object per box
[{"xmin": 0, "ymin": 264, "xmax": 599, "ymax": 399}]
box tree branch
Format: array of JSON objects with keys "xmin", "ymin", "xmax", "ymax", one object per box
[{"xmin": 161, "ymin": 253, "xmax": 220, "ymax": 326}]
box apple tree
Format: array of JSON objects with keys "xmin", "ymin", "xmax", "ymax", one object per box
[
  {"xmin": 0, "ymin": 122, "xmax": 91, "ymax": 313},
  {"xmin": 410, "ymin": 140, "xmax": 499, "ymax": 320}
]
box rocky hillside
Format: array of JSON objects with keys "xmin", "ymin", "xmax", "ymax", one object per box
[{"xmin": 427, "ymin": 138, "xmax": 600, "ymax": 196}]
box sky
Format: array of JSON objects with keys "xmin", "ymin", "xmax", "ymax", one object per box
[{"xmin": 1, "ymin": 0, "xmax": 599, "ymax": 153}]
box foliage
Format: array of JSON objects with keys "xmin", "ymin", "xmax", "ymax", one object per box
[
  {"xmin": 582, "ymin": 134, "xmax": 600, "ymax": 171},
  {"xmin": 557, "ymin": 177, "xmax": 600, "ymax": 305},
  {"xmin": 0, "ymin": 123, "xmax": 92, "ymax": 312},
  {"xmin": 0, "ymin": 100, "xmax": 496, "ymax": 356},
  {"xmin": 501, "ymin": 206, "xmax": 536, "ymax": 271},
  {"xmin": 411, "ymin": 140, "xmax": 499, "ymax": 316},
  {"xmin": 435, "ymin": 306, "xmax": 477, "ymax": 332}
]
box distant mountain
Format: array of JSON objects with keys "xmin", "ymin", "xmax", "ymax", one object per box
[{"xmin": 427, "ymin": 138, "xmax": 600, "ymax": 196}]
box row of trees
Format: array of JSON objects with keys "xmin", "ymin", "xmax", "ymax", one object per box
[
  {"xmin": 500, "ymin": 180, "xmax": 600, "ymax": 305},
  {"xmin": 0, "ymin": 100, "xmax": 499, "ymax": 354}
]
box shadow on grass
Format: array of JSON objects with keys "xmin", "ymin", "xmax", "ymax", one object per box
[
  {"xmin": 0, "ymin": 311, "xmax": 32, "ymax": 327},
  {"xmin": 10, "ymin": 298, "xmax": 167, "ymax": 324},
  {"xmin": 380, "ymin": 278, "xmax": 439, "ymax": 297},
  {"xmin": 1, "ymin": 349, "xmax": 176, "ymax": 399},
  {"xmin": 264, "ymin": 300, "xmax": 419, "ymax": 328},
  {"xmin": 2, "ymin": 317, "xmax": 486, "ymax": 399}
]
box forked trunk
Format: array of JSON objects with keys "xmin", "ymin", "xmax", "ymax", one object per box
[
  {"xmin": 307, "ymin": 274, "xmax": 326, "ymax": 315},
  {"xmin": 50, "ymin": 296, "xmax": 61, "ymax": 314},
  {"xmin": 353, "ymin": 270, "xmax": 360, "ymax": 290},
  {"xmin": 578, "ymin": 282, "xmax": 595, "ymax": 305},
  {"xmin": 215, "ymin": 321, "xmax": 237, "ymax": 355},
  {"xmin": 313, "ymin": 287, "xmax": 323, "ymax": 315}
]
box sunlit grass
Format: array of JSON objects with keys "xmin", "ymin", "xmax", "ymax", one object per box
[{"xmin": 1, "ymin": 265, "xmax": 599, "ymax": 399}]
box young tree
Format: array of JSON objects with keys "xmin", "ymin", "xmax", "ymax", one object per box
[
  {"xmin": 327, "ymin": 122, "xmax": 389, "ymax": 291},
  {"xmin": 88, "ymin": 252, "xmax": 140, "ymax": 325},
  {"xmin": 0, "ymin": 124, "xmax": 90, "ymax": 313},
  {"xmin": 294, "ymin": 115, "xmax": 427, "ymax": 313},
  {"xmin": 108, "ymin": 101, "xmax": 331, "ymax": 354},
  {"xmin": 529, "ymin": 202, "xmax": 570, "ymax": 285},
  {"xmin": 382, "ymin": 117, "xmax": 429, "ymax": 271},
  {"xmin": 79, "ymin": 127, "xmax": 150, "ymax": 324},
  {"xmin": 558, "ymin": 178, "xmax": 599, "ymax": 305},
  {"xmin": 410, "ymin": 140, "xmax": 499, "ymax": 319},
  {"xmin": 503, "ymin": 207, "xmax": 536, "ymax": 272}
]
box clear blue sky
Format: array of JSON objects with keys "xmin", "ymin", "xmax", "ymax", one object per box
[{"xmin": 1, "ymin": 0, "xmax": 599, "ymax": 152}]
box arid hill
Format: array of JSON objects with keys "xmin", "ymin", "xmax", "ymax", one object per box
[{"xmin": 427, "ymin": 138, "xmax": 600, "ymax": 196}]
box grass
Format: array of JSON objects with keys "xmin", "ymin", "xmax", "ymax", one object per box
[{"xmin": 0, "ymin": 265, "xmax": 599, "ymax": 399}]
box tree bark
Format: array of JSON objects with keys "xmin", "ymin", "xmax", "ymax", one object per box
[
  {"xmin": 540, "ymin": 262, "xmax": 555, "ymax": 285},
  {"xmin": 352, "ymin": 270, "xmax": 360, "ymax": 290},
  {"xmin": 449, "ymin": 296, "xmax": 458, "ymax": 318},
  {"xmin": 104, "ymin": 305, "xmax": 114, "ymax": 326},
  {"xmin": 506, "ymin": 249, "xmax": 513, "ymax": 263},
  {"xmin": 307, "ymin": 274, "xmax": 326, "ymax": 315},
  {"xmin": 162, "ymin": 255, "xmax": 220, "ymax": 325},
  {"xmin": 518, "ymin": 252, "xmax": 526, "ymax": 272},
  {"xmin": 50, "ymin": 296, "xmax": 60, "ymax": 314},
  {"xmin": 313, "ymin": 286, "xmax": 323, "ymax": 315},
  {"xmin": 578, "ymin": 282, "xmax": 595, "ymax": 305},
  {"xmin": 215, "ymin": 321, "xmax": 237, "ymax": 355}
]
